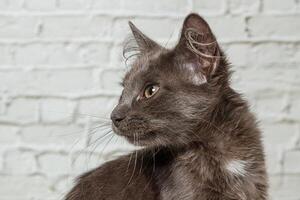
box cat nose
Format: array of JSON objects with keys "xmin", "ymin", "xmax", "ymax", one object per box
[
  {"xmin": 111, "ymin": 113, "xmax": 125, "ymax": 127},
  {"xmin": 111, "ymin": 107, "xmax": 127, "ymax": 127}
]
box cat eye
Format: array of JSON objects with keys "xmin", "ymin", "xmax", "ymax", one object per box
[{"xmin": 143, "ymin": 84, "xmax": 159, "ymax": 99}]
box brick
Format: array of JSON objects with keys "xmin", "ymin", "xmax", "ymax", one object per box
[
  {"xmin": 193, "ymin": 0, "xmax": 225, "ymax": 15},
  {"xmin": 206, "ymin": 16, "xmax": 247, "ymax": 39},
  {"xmin": 4, "ymin": 150, "xmax": 37, "ymax": 174},
  {"xmin": 78, "ymin": 42, "xmax": 112, "ymax": 65},
  {"xmin": 123, "ymin": 0, "xmax": 189, "ymax": 13},
  {"xmin": 230, "ymin": 46, "xmax": 296, "ymax": 96},
  {"xmin": 0, "ymin": 69, "xmax": 95, "ymax": 94},
  {"xmin": 20, "ymin": 124, "xmax": 85, "ymax": 148},
  {"xmin": 1, "ymin": 98, "xmax": 39, "ymax": 123},
  {"xmin": 58, "ymin": 0, "xmax": 121, "ymax": 11},
  {"xmin": 227, "ymin": 0, "xmax": 260, "ymax": 14},
  {"xmin": 262, "ymin": 122, "xmax": 299, "ymax": 178},
  {"xmin": 38, "ymin": 152, "xmax": 71, "ymax": 175},
  {"xmin": 0, "ymin": 154, "xmax": 3, "ymax": 171},
  {"xmin": 14, "ymin": 43, "xmax": 66, "ymax": 66},
  {"xmin": 265, "ymin": 149, "xmax": 282, "ymax": 175},
  {"xmin": 264, "ymin": 0, "xmax": 296, "ymax": 12},
  {"xmin": 28, "ymin": 69, "xmax": 96, "ymax": 93},
  {"xmin": 289, "ymin": 93, "xmax": 300, "ymax": 120},
  {"xmin": 0, "ymin": 125, "xmax": 19, "ymax": 144},
  {"xmin": 284, "ymin": 150, "xmax": 300, "ymax": 174},
  {"xmin": 53, "ymin": 176, "xmax": 74, "ymax": 195},
  {"xmin": 234, "ymin": 62, "xmax": 300, "ymax": 99},
  {"xmin": 248, "ymin": 43, "xmax": 294, "ymax": 67},
  {"xmin": 24, "ymin": 0, "xmax": 56, "ymax": 11},
  {"xmin": 0, "ymin": 0, "xmax": 23, "ymax": 11},
  {"xmin": 109, "ymin": 43, "xmax": 125, "ymax": 65},
  {"xmin": 224, "ymin": 43, "xmax": 251, "ymax": 67},
  {"xmin": 292, "ymin": 43, "xmax": 300, "ymax": 63},
  {"xmin": 58, "ymin": 0, "xmax": 89, "ymax": 10},
  {"xmin": 40, "ymin": 15, "xmax": 113, "ymax": 39},
  {"xmin": 72, "ymin": 152, "xmax": 104, "ymax": 174},
  {"xmin": 272, "ymin": 175, "xmax": 300, "ymax": 200},
  {"xmin": 90, "ymin": 0, "xmax": 122, "ymax": 11},
  {"xmin": 112, "ymin": 18, "xmax": 133, "ymax": 43},
  {"xmin": 40, "ymin": 99, "xmax": 76, "ymax": 123},
  {"xmin": 0, "ymin": 44, "xmax": 15, "ymax": 65},
  {"xmin": 14, "ymin": 43, "xmax": 57, "ymax": 66},
  {"xmin": 254, "ymin": 92, "xmax": 288, "ymax": 119},
  {"xmin": 99, "ymin": 68, "xmax": 125, "ymax": 91},
  {"xmin": 78, "ymin": 97, "xmax": 118, "ymax": 120},
  {"xmin": 248, "ymin": 16, "xmax": 300, "ymax": 38},
  {"xmin": 262, "ymin": 123, "xmax": 298, "ymax": 149},
  {"xmin": 0, "ymin": 97, "xmax": 4, "ymax": 114},
  {"xmin": 0, "ymin": 16, "xmax": 38, "ymax": 39},
  {"xmin": 113, "ymin": 17, "xmax": 181, "ymax": 41},
  {"xmin": 268, "ymin": 175, "xmax": 282, "ymax": 200},
  {"xmin": 14, "ymin": 42, "xmax": 111, "ymax": 66},
  {"xmin": 0, "ymin": 70, "xmax": 31, "ymax": 93},
  {"xmin": 0, "ymin": 175, "xmax": 55, "ymax": 199}
]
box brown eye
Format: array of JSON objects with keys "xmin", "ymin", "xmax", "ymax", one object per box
[{"xmin": 144, "ymin": 84, "xmax": 159, "ymax": 99}]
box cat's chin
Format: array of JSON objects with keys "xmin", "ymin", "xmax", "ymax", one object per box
[
  {"xmin": 124, "ymin": 132, "xmax": 156, "ymax": 146},
  {"xmin": 112, "ymin": 125, "xmax": 155, "ymax": 146}
]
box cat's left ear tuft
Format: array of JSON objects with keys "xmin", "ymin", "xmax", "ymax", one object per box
[
  {"xmin": 176, "ymin": 13, "xmax": 222, "ymax": 83},
  {"xmin": 128, "ymin": 21, "xmax": 160, "ymax": 54}
]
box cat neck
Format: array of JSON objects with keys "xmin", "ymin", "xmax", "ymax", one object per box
[{"xmin": 139, "ymin": 87, "xmax": 261, "ymax": 169}]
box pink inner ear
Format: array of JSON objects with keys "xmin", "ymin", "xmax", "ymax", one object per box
[
  {"xmin": 175, "ymin": 13, "xmax": 221, "ymax": 78},
  {"xmin": 184, "ymin": 62, "xmax": 207, "ymax": 85}
]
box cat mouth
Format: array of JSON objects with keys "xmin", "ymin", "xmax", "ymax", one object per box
[
  {"xmin": 112, "ymin": 124, "xmax": 154, "ymax": 144},
  {"xmin": 124, "ymin": 132, "xmax": 153, "ymax": 142},
  {"xmin": 124, "ymin": 133, "xmax": 158, "ymax": 147},
  {"xmin": 118, "ymin": 130, "xmax": 153, "ymax": 142}
]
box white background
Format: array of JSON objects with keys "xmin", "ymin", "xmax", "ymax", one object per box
[{"xmin": 0, "ymin": 0, "xmax": 299, "ymax": 199}]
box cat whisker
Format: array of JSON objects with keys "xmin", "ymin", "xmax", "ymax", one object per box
[
  {"xmin": 126, "ymin": 133, "xmax": 138, "ymax": 186},
  {"xmin": 70, "ymin": 128, "xmax": 108, "ymax": 152},
  {"xmin": 61, "ymin": 124, "xmax": 112, "ymax": 154},
  {"xmin": 126, "ymin": 150, "xmax": 133, "ymax": 174},
  {"xmin": 139, "ymin": 151, "xmax": 144, "ymax": 175},
  {"xmin": 85, "ymin": 130, "xmax": 114, "ymax": 165},
  {"xmin": 70, "ymin": 127, "xmax": 114, "ymax": 172},
  {"xmin": 136, "ymin": 134, "xmax": 144, "ymax": 175},
  {"xmin": 87, "ymin": 129, "xmax": 114, "ymax": 149},
  {"xmin": 99, "ymin": 134, "xmax": 115, "ymax": 156},
  {"xmin": 86, "ymin": 123, "xmax": 112, "ymax": 137},
  {"xmin": 56, "ymin": 122, "xmax": 110, "ymax": 138}
]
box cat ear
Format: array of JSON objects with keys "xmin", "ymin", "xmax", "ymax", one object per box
[
  {"xmin": 175, "ymin": 13, "xmax": 221, "ymax": 84},
  {"xmin": 128, "ymin": 21, "xmax": 160, "ymax": 54}
]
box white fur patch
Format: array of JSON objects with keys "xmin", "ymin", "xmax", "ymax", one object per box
[{"xmin": 226, "ymin": 159, "xmax": 247, "ymax": 176}]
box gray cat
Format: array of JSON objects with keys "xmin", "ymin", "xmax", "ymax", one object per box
[{"xmin": 65, "ymin": 13, "xmax": 268, "ymax": 200}]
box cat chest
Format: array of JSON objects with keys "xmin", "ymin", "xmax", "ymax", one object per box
[{"xmin": 156, "ymin": 155, "xmax": 252, "ymax": 200}]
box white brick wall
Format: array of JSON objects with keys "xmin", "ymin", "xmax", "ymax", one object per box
[{"xmin": 0, "ymin": 0, "xmax": 299, "ymax": 199}]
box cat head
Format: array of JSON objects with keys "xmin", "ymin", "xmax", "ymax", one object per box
[{"xmin": 111, "ymin": 13, "xmax": 230, "ymax": 147}]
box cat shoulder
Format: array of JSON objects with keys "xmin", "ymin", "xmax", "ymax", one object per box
[{"xmin": 64, "ymin": 155, "xmax": 130, "ymax": 200}]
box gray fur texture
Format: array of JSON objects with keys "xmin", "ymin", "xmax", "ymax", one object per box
[{"xmin": 65, "ymin": 13, "xmax": 268, "ymax": 200}]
